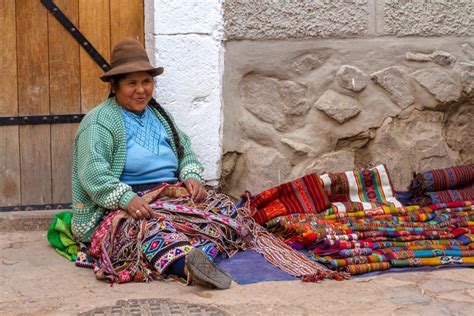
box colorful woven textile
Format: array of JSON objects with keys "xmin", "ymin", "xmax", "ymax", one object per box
[
  {"xmin": 427, "ymin": 184, "xmax": 474, "ymax": 205},
  {"xmin": 47, "ymin": 211, "xmax": 78, "ymax": 261},
  {"xmin": 89, "ymin": 185, "xmax": 248, "ymax": 283},
  {"xmin": 250, "ymin": 174, "xmax": 330, "ymax": 225},
  {"xmin": 83, "ymin": 183, "xmax": 343, "ymax": 284},
  {"xmin": 346, "ymin": 262, "xmax": 391, "ymax": 275},
  {"xmin": 320, "ymin": 164, "xmax": 402, "ymax": 213},
  {"xmin": 267, "ymin": 200, "xmax": 474, "ymax": 276},
  {"xmin": 409, "ymin": 164, "xmax": 474, "ymax": 206},
  {"xmin": 391, "ymin": 256, "xmax": 474, "ymax": 267}
]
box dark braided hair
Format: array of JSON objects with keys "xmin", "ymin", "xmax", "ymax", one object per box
[
  {"xmin": 148, "ymin": 97, "xmax": 184, "ymax": 160},
  {"xmin": 108, "ymin": 74, "xmax": 185, "ymax": 160}
]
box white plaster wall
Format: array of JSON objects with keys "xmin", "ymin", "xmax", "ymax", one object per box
[{"xmin": 144, "ymin": 0, "xmax": 224, "ymax": 185}]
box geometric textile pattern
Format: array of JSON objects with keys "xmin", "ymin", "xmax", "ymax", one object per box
[
  {"xmin": 320, "ymin": 164, "xmax": 402, "ymax": 213},
  {"xmin": 250, "ymin": 173, "xmax": 330, "ymax": 225}
]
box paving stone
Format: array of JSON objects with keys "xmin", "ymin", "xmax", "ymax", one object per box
[
  {"xmin": 436, "ymin": 291, "xmax": 474, "ymax": 303},
  {"xmin": 420, "ymin": 278, "xmax": 474, "ymax": 293},
  {"xmin": 395, "ymin": 301, "xmax": 474, "ymax": 316},
  {"xmin": 384, "ymin": 286, "xmax": 432, "ymax": 305}
]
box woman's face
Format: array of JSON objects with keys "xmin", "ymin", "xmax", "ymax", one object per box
[{"xmin": 115, "ymin": 71, "xmax": 154, "ymax": 113}]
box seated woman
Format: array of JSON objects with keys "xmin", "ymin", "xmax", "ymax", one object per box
[{"xmin": 71, "ymin": 38, "xmax": 232, "ymax": 289}]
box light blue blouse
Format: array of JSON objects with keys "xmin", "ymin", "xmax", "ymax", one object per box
[{"xmin": 119, "ymin": 106, "xmax": 178, "ymax": 185}]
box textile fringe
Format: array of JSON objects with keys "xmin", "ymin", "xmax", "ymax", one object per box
[
  {"xmin": 235, "ymin": 196, "xmax": 350, "ymax": 282},
  {"xmin": 105, "ymin": 187, "xmax": 349, "ymax": 283},
  {"xmin": 409, "ymin": 172, "xmax": 427, "ymax": 196}
]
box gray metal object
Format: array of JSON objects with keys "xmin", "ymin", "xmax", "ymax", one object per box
[
  {"xmin": 0, "ymin": 114, "xmax": 84, "ymax": 126},
  {"xmin": 79, "ymin": 298, "xmax": 228, "ymax": 316}
]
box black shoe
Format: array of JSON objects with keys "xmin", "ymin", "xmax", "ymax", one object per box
[{"xmin": 185, "ymin": 248, "xmax": 232, "ymax": 290}]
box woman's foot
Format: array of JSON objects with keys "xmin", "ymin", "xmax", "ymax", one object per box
[{"xmin": 185, "ymin": 248, "xmax": 232, "ymax": 290}]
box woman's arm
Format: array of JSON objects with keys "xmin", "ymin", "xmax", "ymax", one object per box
[{"xmin": 75, "ymin": 123, "xmax": 136, "ymax": 210}]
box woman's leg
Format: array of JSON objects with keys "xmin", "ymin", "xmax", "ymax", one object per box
[
  {"xmin": 141, "ymin": 219, "xmax": 192, "ymax": 275},
  {"xmin": 142, "ymin": 219, "xmax": 231, "ymax": 289}
]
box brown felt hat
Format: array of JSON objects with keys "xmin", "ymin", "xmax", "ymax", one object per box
[{"xmin": 100, "ymin": 38, "xmax": 164, "ymax": 82}]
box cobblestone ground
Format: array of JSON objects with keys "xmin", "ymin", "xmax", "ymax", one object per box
[{"xmin": 1, "ymin": 231, "xmax": 473, "ymax": 315}]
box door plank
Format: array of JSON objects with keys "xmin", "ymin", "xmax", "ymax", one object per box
[
  {"xmin": 0, "ymin": 0, "xmax": 20, "ymax": 206},
  {"xmin": 17, "ymin": 0, "xmax": 52, "ymax": 205},
  {"xmin": 49, "ymin": 0, "xmax": 80, "ymax": 115},
  {"xmin": 0, "ymin": 0, "xmax": 18, "ymax": 116},
  {"xmin": 51, "ymin": 124, "xmax": 78, "ymax": 203},
  {"xmin": 19, "ymin": 125, "xmax": 52, "ymax": 205},
  {"xmin": 49, "ymin": 0, "xmax": 80, "ymax": 204},
  {"xmin": 79, "ymin": 0, "xmax": 110, "ymax": 112},
  {"xmin": 110, "ymin": 0, "xmax": 144, "ymax": 47},
  {"xmin": 0, "ymin": 126, "xmax": 20, "ymax": 207},
  {"xmin": 17, "ymin": 0, "xmax": 50, "ymax": 116}
]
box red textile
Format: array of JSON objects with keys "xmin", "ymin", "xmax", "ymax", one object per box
[{"xmin": 250, "ymin": 174, "xmax": 330, "ymax": 225}]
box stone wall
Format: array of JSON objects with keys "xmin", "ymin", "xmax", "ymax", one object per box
[{"xmin": 221, "ymin": 0, "xmax": 474, "ymax": 197}]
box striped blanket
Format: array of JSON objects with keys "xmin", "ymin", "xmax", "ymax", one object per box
[
  {"xmin": 320, "ymin": 164, "xmax": 402, "ymax": 213},
  {"xmin": 250, "ymin": 174, "xmax": 330, "ymax": 225},
  {"xmin": 409, "ymin": 164, "xmax": 474, "ymax": 205}
]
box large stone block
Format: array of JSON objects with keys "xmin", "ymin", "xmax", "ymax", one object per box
[
  {"xmin": 304, "ymin": 150, "xmax": 356, "ymax": 175},
  {"xmin": 371, "ymin": 66, "xmax": 414, "ymax": 109},
  {"xmin": 153, "ymin": 35, "xmax": 222, "ymax": 181},
  {"xmin": 364, "ymin": 111, "xmax": 458, "ymax": 190},
  {"xmin": 380, "ymin": 0, "xmax": 474, "ymax": 36},
  {"xmin": 291, "ymin": 51, "xmax": 333, "ymax": 75},
  {"xmin": 405, "ymin": 50, "xmax": 456, "ymax": 67},
  {"xmin": 457, "ymin": 62, "xmax": 474, "ymax": 94},
  {"xmin": 223, "ymin": 144, "xmax": 292, "ymax": 198},
  {"xmin": 223, "ymin": 0, "xmax": 369, "ymax": 40},
  {"xmin": 335, "ymin": 65, "xmax": 368, "ymax": 92},
  {"xmin": 446, "ymin": 104, "xmax": 474, "ymax": 164},
  {"xmin": 152, "ymin": 0, "xmax": 222, "ymax": 36},
  {"xmin": 314, "ymin": 90, "xmax": 361, "ymax": 123},
  {"xmin": 242, "ymin": 74, "xmax": 309, "ymax": 131},
  {"xmin": 412, "ymin": 68, "xmax": 462, "ymax": 103}
]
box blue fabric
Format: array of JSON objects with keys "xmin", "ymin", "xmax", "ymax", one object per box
[
  {"xmin": 120, "ymin": 106, "xmax": 178, "ymax": 185},
  {"xmin": 218, "ymin": 250, "xmax": 297, "ymax": 284},
  {"xmin": 395, "ymin": 191, "xmax": 411, "ymax": 206},
  {"xmin": 167, "ymin": 256, "xmax": 187, "ymax": 279}
]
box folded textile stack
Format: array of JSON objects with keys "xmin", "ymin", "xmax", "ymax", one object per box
[
  {"xmin": 267, "ymin": 201, "xmax": 474, "ymax": 275},
  {"xmin": 409, "ymin": 164, "xmax": 474, "ymax": 206},
  {"xmin": 259, "ymin": 165, "xmax": 474, "ymax": 276},
  {"xmin": 249, "ymin": 173, "xmax": 330, "ymax": 225},
  {"xmin": 320, "ymin": 164, "xmax": 403, "ymax": 213}
]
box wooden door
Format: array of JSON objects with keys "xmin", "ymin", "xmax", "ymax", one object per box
[{"xmin": 0, "ymin": 0, "xmax": 144, "ymax": 211}]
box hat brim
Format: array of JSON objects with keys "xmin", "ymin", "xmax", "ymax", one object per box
[{"xmin": 100, "ymin": 60, "xmax": 164, "ymax": 82}]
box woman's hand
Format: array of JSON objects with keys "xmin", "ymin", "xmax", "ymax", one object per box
[
  {"xmin": 185, "ymin": 178, "xmax": 207, "ymax": 202},
  {"xmin": 126, "ymin": 196, "xmax": 154, "ymax": 220}
]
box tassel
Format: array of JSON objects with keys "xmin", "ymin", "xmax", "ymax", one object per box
[{"xmin": 301, "ymin": 271, "xmax": 350, "ymax": 283}]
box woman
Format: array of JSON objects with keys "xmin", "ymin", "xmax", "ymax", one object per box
[{"xmin": 71, "ymin": 38, "xmax": 234, "ymax": 289}]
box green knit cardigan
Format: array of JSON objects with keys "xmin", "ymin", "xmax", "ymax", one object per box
[{"xmin": 71, "ymin": 98, "xmax": 204, "ymax": 242}]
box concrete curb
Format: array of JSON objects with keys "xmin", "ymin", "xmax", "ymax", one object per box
[{"xmin": 0, "ymin": 209, "xmax": 68, "ymax": 232}]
